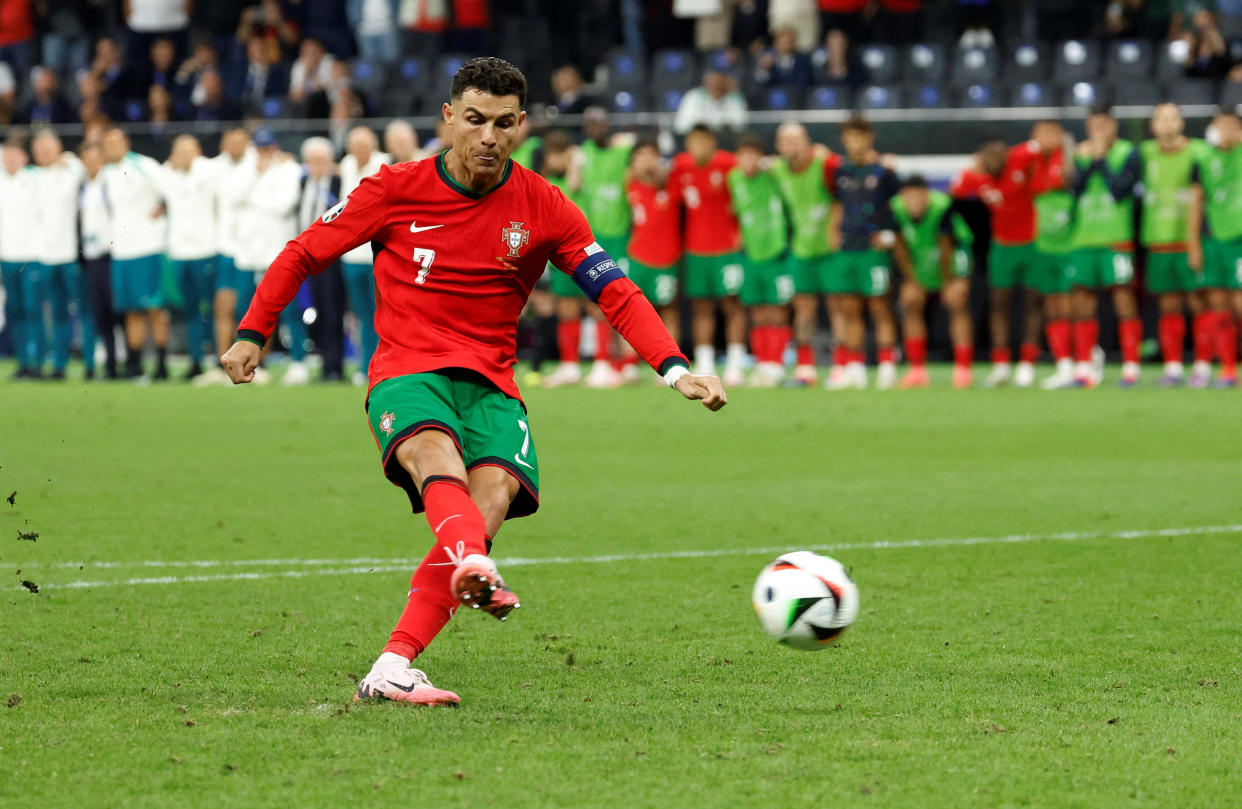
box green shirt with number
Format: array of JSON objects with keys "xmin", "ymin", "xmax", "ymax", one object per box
[
  {"xmin": 770, "ymin": 155, "xmax": 832, "ymax": 259},
  {"xmin": 578, "ymin": 140, "xmax": 632, "ymax": 240},
  {"xmin": 726, "ymin": 167, "xmax": 788, "ymax": 263},
  {"xmin": 1194, "ymin": 144, "xmax": 1242, "ymax": 242},
  {"xmin": 1140, "ymin": 138, "xmax": 1207, "ymax": 247},
  {"xmin": 1073, "ymin": 140, "xmax": 1137, "ymax": 248}
]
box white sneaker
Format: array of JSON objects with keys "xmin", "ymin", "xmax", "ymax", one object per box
[
  {"xmin": 1121, "ymin": 361, "xmax": 1141, "ymax": 387},
  {"xmin": 1041, "ymin": 359, "xmax": 1075, "ymax": 389},
  {"xmin": 542, "ymin": 361, "xmax": 583, "ymax": 388},
  {"xmin": 192, "ymin": 367, "xmax": 231, "ymax": 387},
  {"xmin": 355, "ymin": 657, "xmax": 461, "ymax": 706},
  {"xmin": 876, "ymin": 361, "xmax": 897, "ymax": 391},
  {"xmin": 824, "ymin": 365, "xmax": 851, "ymax": 390},
  {"xmin": 584, "ymin": 359, "xmax": 622, "ymax": 389},
  {"xmin": 848, "ymin": 362, "xmax": 869, "ymax": 389},
  {"xmin": 722, "ymin": 366, "xmax": 746, "ymax": 388},
  {"xmin": 281, "ymin": 361, "xmax": 310, "ymax": 386},
  {"xmin": 1014, "ymin": 361, "xmax": 1036, "ymax": 388},
  {"xmin": 251, "ymin": 367, "xmax": 272, "ymax": 386},
  {"xmin": 1091, "ymin": 346, "xmax": 1106, "ymax": 384},
  {"xmin": 619, "ymin": 363, "xmax": 642, "ymax": 385},
  {"xmin": 748, "ymin": 362, "xmax": 784, "ymax": 388},
  {"xmin": 792, "ymin": 364, "xmax": 818, "ymax": 387},
  {"xmin": 984, "ymin": 362, "xmax": 1011, "ymax": 388}
]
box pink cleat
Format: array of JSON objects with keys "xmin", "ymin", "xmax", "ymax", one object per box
[
  {"xmin": 898, "ymin": 366, "xmax": 930, "ymax": 389},
  {"xmin": 450, "ymin": 554, "xmax": 521, "ymax": 620},
  {"xmin": 354, "ymin": 667, "xmax": 461, "ymax": 706},
  {"xmin": 952, "ymin": 365, "xmax": 973, "ymax": 389}
]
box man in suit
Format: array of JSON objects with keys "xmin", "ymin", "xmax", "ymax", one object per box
[{"xmin": 297, "ymin": 136, "xmax": 347, "ymax": 381}]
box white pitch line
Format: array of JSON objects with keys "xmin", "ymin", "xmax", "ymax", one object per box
[{"xmin": 14, "ymin": 523, "xmax": 1242, "ymax": 592}]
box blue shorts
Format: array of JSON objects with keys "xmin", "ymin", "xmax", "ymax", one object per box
[
  {"xmin": 215, "ymin": 254, "xmax": 257, "ymax": 316},
  {"xmin": 111, "ymin": 254, "xmax": 164, "ymax": 312}
]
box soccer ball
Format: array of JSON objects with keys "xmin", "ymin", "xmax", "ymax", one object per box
[{"xmin": 752, "ymin": 551, "xmax": 859, "ymax": 650}]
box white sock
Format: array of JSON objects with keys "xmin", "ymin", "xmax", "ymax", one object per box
[
  {"xmin": 373, "ymin": 651, "xmax": 410, "ymax": 673},
  {"xmin": 694, "ymin": 344, "xmax": 715, "ymax": 371},
  {"xmin": 725, "ymin": 342, "xmax": 747, "ymax": 370}
]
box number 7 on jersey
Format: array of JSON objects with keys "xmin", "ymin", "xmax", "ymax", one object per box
[{"xmin": 413, "ymin": 247, "xmax": 436, "ymax": 285}]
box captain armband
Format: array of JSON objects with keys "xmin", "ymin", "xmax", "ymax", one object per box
[{"xmin": 570, "ymin": 242, "xmax": 627, "ymax": 301}]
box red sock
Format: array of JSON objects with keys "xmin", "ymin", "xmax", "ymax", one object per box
[
  {"xmin": 1073, "ymin": 319, "xmax": 1098, "ymax": 363},
  {"xmin": 594, "ymin": 320, "xmax": 613, "ymax": 362},
  {"xmin": 1219, "ymin": 313, "xmax": 1238, "ymax": 376},
  {"xmin": 850, "ymin": 348, "xmax": 866, "ymax": 364},
  {"xmin": 905, "ymin": 337, "xmax": 927, "ymax": 368},
  {"xmin": 1045, "ymin": 320, "xmax": 1071, "ymax": 362},
  {"xmin": 557, "ymin": 320, "xmax": 580, "ymax": 363},
  {"xmin": 832, "ymin": 345, "xmax": 847, "ymax": 367},
  {"xmin": 1118, "ymin": 318, "xmax": 1142, "ymax": 364},
  {"xmin": 877, "ymin": 346, "xmax": 896, "ymax": 365},
  {"xmin": 1193, "ymin": 312, "xmax": 1215, "ymax": 363},
  {"xmin": 953, "ymin": 345, "xmax": 973, "ymax": 368},
  {"xmin": 1158, "ymin": 313, "xmax": 1186, "ymax": 364},
  {"xmin": 1019, "ymin": 342, "xmax": 1040, "ymax": 364},
  {"xmin": 777, "ymin": 327, "xmax": 792, "ymax": 361},
  {"xmin": 991, "ymin": 347, "xmax": 1012, "ymax": 365},
  {"xmin": 383, "ymin": 478, "xmax": 488, "ymax": 660},
  {"xmin": 796, "ymin": 343, "xmax": 815, "ymax": 367},
  {"xmin": 760, "ymin": 326, "xmax": 779, "ymax": 363}
]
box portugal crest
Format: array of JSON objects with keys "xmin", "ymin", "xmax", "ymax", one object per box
[
  {"xmin": 501, "ymin": 221, "xmax": 530, "ymax": 258},
  {"xmin": 379, "ymin": 411, "xmax": 396, "ymax": 436}
]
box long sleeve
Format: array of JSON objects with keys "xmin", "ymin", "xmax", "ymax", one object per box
[{"xmin": 1102, "ymin": 149, "xmax": 1142, "ymax": 201}]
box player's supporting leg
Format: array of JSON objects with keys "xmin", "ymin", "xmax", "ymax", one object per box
[
  {"xmin": 1113, "ymin": 285, "xmax": 1143, "ymax": 387},
  {"xmin": 792, "ymin": 293, "xmax": 819, "ymax": 385},
  {"xmin": 1041, "ymin": 291, "xmax": 1074, "ymax": 389},
  {"xmin": 1157, "ymin": 293, "xmax": 1187, "ymax": 386},
  {"xmin": 721, "ymin": 296, "xmax": 748, "ymax": 388},
  {"xmin": 987, "ymin": 286, "xmax": 1012, "ymax": 387},
  {"xmin": 544, "ymin": 296, "xmax": 584, "ymax": 387},
  {"xmin": 749, "ymin": 304, "xmax": 790, "ymax": 387},
  {"xmin": 869, "ymin": 294, "xmax": 898, "ymax": 390},
  {"xmin": 691, "ymin": 298, "xmax": 718, "ymax": 376},
  {"xmin": 1188, "ymin": 292, "xmax": 1215, "ymax": 388},
  {"xmin": 898, "ymin": 280, "xmax": 930, "ymax": 389},
  {"xmin": 20, "ymin": 263, "xmax": 49, "ymax": 377},
  {"xmin": 1204, "ymin": 288, "xmax": 1237, "ymax": 386},
  {"xmin": 945, "ymin": 277, "xmax": 974, "ymax": 389},
  {"xmin": 47, "ymin": 264, "xmax": 73, "ymax": 380},
  {"xmin": 1016, "ymin": 288, "xmax": 1042, "ymax": 388},
  {"xmin": 584, "ymin": 313, "xmax": 622, "ymax": 389},
  {"xmin": 827, "ymin": 295, "xmax": 867, "ymax": 390},
  {"xmin": 1070, "ymin": 286, "xmax": 1100, "ymax": 388}
]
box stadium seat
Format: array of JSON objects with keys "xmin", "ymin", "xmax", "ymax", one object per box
[
  {"xmin": 1054, "ymin": 40, "xmax": 1102, "ymax": 82},
  {"xmin": 651, "ymin": 49, "xmax": 698, "ymax": 92},
  {"xmin": 1222, "ymin": 81, "xmax": 1242, "ymax": 112},
  {"xmin": 609, "ymin": 88, "xmax": 643, "ymax": 113},
  {"xmin": 752, "ymin": 85, "xmax": 804, "ymax": 111},
  {"xmin": 260, "ymin": 97, "xmax": 287, "ymax": 118},
  {"xmin": 705, "ymin": 48, "xmax": 748, "ymax": 87},
  {"xmin": 909, "ymin": 83, "xmax": 949, "ymax": 108},
  {"xmin": 860, "ymin": 44, "xmax": 901, "ymax": 84},
  {"xmin": 951, "ymin": 45, "xmax": 998, "ymax": 85},
  {"xmin": 606, "ymin": 50, "xmax": 644, "ymax": 90},
  {"xmin": 906, "ymin": 43, "xmax": 947, "ymax": 82},
  {"xmin": 380, "ymin": 86, "xmax": 416, "ymax": 116},
  {"xmin": 858, "ymin": 84, "xmax": 904, "ymax": 109},
  {"xmin": 658, "ymin": 88, "xmax": 686, "ymax": 113},
  {"xmin": 957, "ymin": 81, "xmax": 999, "ymax": 107},
  {"xmin": 1156, "ymin": 39, "xmax": 1191, "ymax": 81},
  {"xmin": 124, "ymin": 100, "xmax": 144, "ymax": 122},
  {"xmin": 1165, "ymin": 78, "xmax": 1220, "ymax": 106},
  {"xmin": 1107, "ymin": 40, "xmax": 1153, "ymax": 78},
  {"xmin": 1062, "ymin": 81, "xmax": 1101, "ymax": 108},
  {"xmin": 1110, "ymin": 80, "xmax": 1162, "ymax": 107},
  {"xmin": 806, "ymin": 84, "xmax": 853, "ymax": 110},
  {"xmin": 1007, "ymin": 42, "xmax": 1049, "ymax": 82},
  {"xmin": 436, "ymin": 54, "xmax": 470, "ymax": 84},
  {"xmin": 351, "ymin": 59, "xmax": 383, "ymax": 94},
  {"xmin": 390, "ymin": 57, "xmax": 430, "ymax": 93},
  {"xmin": 1006, "ymin": 81, "xmax": 1052, "ymax": 107}
]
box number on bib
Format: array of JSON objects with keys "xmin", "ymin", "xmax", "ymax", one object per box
[
  {"xmin": 1112, "ymin": 252, "xmax": 1134, "ymax": 284},
  {"xmin": 413, "ymin": 247, "xmax": 435, "ymax": 285}
]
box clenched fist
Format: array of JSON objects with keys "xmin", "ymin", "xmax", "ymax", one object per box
[
  {"xmin": 674, "ymin": 373, "xmax": 728, "ymax": 411},
  {"xmin": 220, "ymin": 340, "xmax": 264, "ymax": 384}
]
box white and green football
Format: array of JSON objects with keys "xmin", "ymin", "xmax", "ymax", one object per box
[{"xmin": 752, "ymin": 551, "xmax": 859, "ymax": 650}]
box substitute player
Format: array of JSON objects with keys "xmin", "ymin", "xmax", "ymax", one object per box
[
  {"xmin": 891, "ymin": 176, "xmax": 974, "ymax": 389},
  {"xmin": 728, "ymin": 134, "xmax": 793, "ymax": 387},
  {"xmin": 1, "ymin": 141, "xmax": 40, "ymax": 379},
  {"xmin": 1028, "ymin": 120, "xmax": 1079, "ymax": 390},
  {"xmin": 221, "ymin": 58, "xmax": 726, "ymax": 706},
  {"xmin": 1188, "ymin": 111, "xmax": 1242, "ymax": 388},
  {"xmin": 1068, "ymin": 106, "xmax": 1143, "ymax": 387},
  {"xmin": 30, "ymin": 129, "xmax": 86, "ymax": 380},
  {"xmin": 625, "ymin": 139, "xmax": 682, "ymax": 349}
]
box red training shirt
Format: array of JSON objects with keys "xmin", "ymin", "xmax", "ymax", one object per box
[
  {"xmin": 626, "ymin": 179, "xmax": 682, "ymax": 268},
  {"xmin": 238, "ymin": 154, "xmax": 687, "ymax": 399},
  {"xmin": 951, "ymin": 141, "xmax": 1042, "ymax": 246},
  {"xmin": 669, "ymin": 149, "xmax": 741, "ymax": 256}
]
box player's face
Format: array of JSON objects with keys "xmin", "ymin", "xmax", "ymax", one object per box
[
  {"xmin": 102, "ymin": 131, "xmax": 128, "ymax": 163},
  {"xmin": 1213, "ymin": 115, "xmax": 1242, "ymax": 148},
  {"xmin": 541, "ymin": 149, "xmax": 571, "ymax": 176},
  {"xmin": 170, "ymin": 136, "xmax": 201, "ymax": 170},
  {"xmin": 686, "ymin": 131, "xmax": 715, "ymax": 165},
  {"xmin": 631, "ymin": 146, "xmax": 660, "ymax": 181},
  {"xmin": 899, "ymin": 187, "xmax": 929, "ymax": 219},
  {"xmin": 842, "ymin": 128, "xmax": 873, "ymax": 162},
  {"xmin": 2, "ymin": 146, "xmax": 26, "ymax": 174},
  {"xmin": 222, "ymin": 130, "xmax": 249, "ymax": 160},
  {"xmin": 775, "ymin": 126, "xmax": 808, "ymax": 162},
  {"xmin": 736, "ymin": 147, "xmax": 762, "ymax": 176},
  {"xmin": 1032, "ymin": 122, "xmax": 1063, "ymax": 153},
  {"xmin": 305, "ymin": 148, "xmax": 332, "ymax": 177},
  {"xmin": 445, "ymin": 88, "xmax": 525, "ymax": 180},
  {"xmin": 32, "ymin": 135, "xmax": 61, "ymax": 167},
  {"xmin": 80, "ymin": 146, "xmax": 103, "ymax": 177},
  {"xmin": 1086, "ymin": 114, "xmax": 1117, "ymax": 144},
  {"xmin": 1151, "ymin": 104, "xmax": 1184, "ymax": 140},
  {"xmin": 979, "ymin": 142, "xmax": 1006, "ymax": 175}
]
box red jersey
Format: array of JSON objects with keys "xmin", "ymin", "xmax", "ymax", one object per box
[
  {"xmin": 669, "ymin": 149, "xmax": 740, "ymax": 256},
  {"xmin": 239, "ymin": 154, "xmax": 687, "ymax": 399},
  {"xmin": 951, "ymin": 141, "xmax": 1042, "ymax": 246},
  {"xmin": 626, "ymin": 179, "xmax": 682, "ymax": 268}
]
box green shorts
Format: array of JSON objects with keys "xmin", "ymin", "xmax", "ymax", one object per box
[
  {"xmin": 1031, "ymin": 250, "xmax": 1073, "ymax": 294},
  {"xmin": 1202, "ymin": 238, "xmax": 1242, "ymax": 290},
  {"xmin": 987, "ymin": 243, "xmax": 1038, "ymax": 290},
  {"xmin": 1146, "ymin": 251, "xmax": 1195, "ymax": 294},
  {"xmin": 1065, "ymin": 247, "xmax": 1135, "ymax": 289},
  {"xmin": 627, "ymin": 257, "xmax": 679, "ymax": 306},
  {"xmin": 913, "ymin": 249, "xmax": 971, "ymax": 291},
  {"xmin": 366, "ymin": 370, "xmax": 540, "ymax": 519},
  {"xmin": 790, "ymin": 254, "xmax": 833, "ymax": 295},
  {"xmin": 111, "ymin": 254, "xmax": 165, "ymax": 312},
  {"xmin": 684, "ymin": 252, "xmax": 745, "ymax": 299},
  {"xmin": 825, "ymin": 250, "xmax": 891, "ymax": 297},
  {"xmin": 740, "ymin": 255, "xmax": 794, "ymax": 306}
]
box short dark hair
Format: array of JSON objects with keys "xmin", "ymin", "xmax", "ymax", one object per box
[
  {"xmin": 630, "ymin": 138, "xmax": 660, "ymax": 160},
  {"xmin": 451, "ymin": 57, "xmax": 527, "ymax": 108},
  {"xmin": 687, "ymin": 123, "xmax": 716, "ymax": 139},
  {"xmin": 735, "ymin": 133, "xmax": 765, "ymax": 153},
  {"xmin": 842, "ymin": 113, "xmax": 873, "ymax": 135},
  {"xmin": 542, "ymin": 128, "xmax": 572, "ymax": 153},
  {"xmin": 1089, "ymin": 103, "xmax": 1114, "ymax": 119},
  {"xmin": 901, "ymin": 174, "xmax": 929, "ymax": 190}
]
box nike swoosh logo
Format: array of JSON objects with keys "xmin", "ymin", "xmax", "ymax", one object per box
[
  {"xmin": 385, "ymin": 679, "xmax": 418, "ymax": 693},
  {"xmin": 513, "ymin": 454, "xmax": 535, "ymax": 471},
  {"xmin": 410, "ymin": 222, "xmax": 444, "ymax": 234},
  {"xmin": 434, "ymin": 514, "xmax": 461, "ymax": 533}
]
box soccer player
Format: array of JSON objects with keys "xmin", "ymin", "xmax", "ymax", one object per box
[
  {"xmin": 625, "ymin": 139, "xmax": 682, "ymax": 348},
  {"xmin": 1188, "ymin": 111, "xmax": 1242, "ymax": 388},
  {"xmin": 671, "ymin": 124, "xmax": 748, "ymax": 386},
  {"xmin": 29, "ymin": 129, "xmax": 86, "ymax": 380},
  {"xmin": 771, "ymin": 121, "xmax": 836, "ymax": 386},
  {"xmin": 154, "ymin": 134, "xmax": 218, "ymax": 380},
  {"xmin": 1141, "ymin": 103, "xmax": 1208, "ymax": 387},
  {"xmin": 891, "ymin": 176, "xmax": 975, "ymax": 388},
  {"xmin": 79, "ymin": 142, "xmax": 119, "ymax": 380},
  {"xmin": 340, "ymin": 126, "xmax": 391, "ymax": 385},
  {"xmin": 1068, "ymin": 106, "xmax": 1144, "ymax": 388},
  {"xmin": 101, "ymin": 127, "xmax": 169, "ymax": 380},
  {"xmin": 0, "ymin": 141, "xmax": 40, "ymax": 379},
  {"xmin": 220, "ymin": 58, "xmax": 725, "ymax": 705},
  {"xmin": 1028, "ymin": 120, "xmax": 1079, "ymax": 390},
  {"xmin": 727, "ymin": 133, "xmax": 793, "ymax": 387},
  {"xmin": 952, "ymin": 137, "xmax": 1043, "ymax": 388},
  {"xmin": 826, "ymin": 114, "xmax": 902, "ymax": 390}
]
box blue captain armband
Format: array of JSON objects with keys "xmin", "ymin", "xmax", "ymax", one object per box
[{"xmin": 570, "ymin": 243, "xmax": 627, "ymax": 301}]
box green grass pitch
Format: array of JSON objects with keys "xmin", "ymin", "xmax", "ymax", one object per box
[{"xmin": 3, "ymin": 367, "xmax": 1241, "ymax": 807}]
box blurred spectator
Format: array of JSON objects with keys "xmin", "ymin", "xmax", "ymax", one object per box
[
  {"xmin": 448, "ymin": 0, "xmax": 490, "ymax": 53},
  {"xmin": 1101, "ymin": 0, "xmax": 1144, "ymax": 38},
  {"xmin": 240, "ymin": 34, "xmax": 288, "ymax": 115},
  {"xmin": 812, "ymin": 27, "xmax": 862, "ymax": 84},
  {"xmin": 90, "ymin": 36, "xmax": 132, "ymax": 108},
  {"xmin": 298, "ymin": 0, "xmax": 356, "ymax": 59},
  {"xmin": 550, "ymin": 64, "xmax": 597, "ymax": 115},
  {"xmin": 1170, "ymin": 0, "xmax": 1219, "ymax": 39},
  {"xmin": 384, "ymin": 119, "xmax": 421, "ymax": 163},
  {"xmin": 875, "ymin": 0, "xmax": 924, "ymax": 45},
  {"xmin": 399, "ymin": 0, "xmax": 448, "ymax": 58},
  {"xmin": 817, "ymin": 0, "xmax": 867, "ymax": 42},
  {"xmin": 297, "ymin": 136, "xmax": 346, "ymax": 382},
  {"xmin": 0, "ymin": 61, "xmax": 14, "ymax": 125},
  {"xmin": 732, "ymin": 0, "xmax": 772, "ymax": 52},
  {"xmin": 421, "ymin": 119, "xmax": 452, "ymax": 153},
  {"xmin": 174, "ymin": 38, "xmax": 219, "ymax": 108},
  {"xmin": 674, "ymin": 68, "xmax": 748, "ymax": 133},
  {"xmin": 1180, "ymin": 8, "xmax": 1234, "ymax": 76},
  {"xmin": 673, "ymin": 0, "xmax": 731, "ymax": 51},
  {"xmin": 0, "ymin": 0, "xmax": 35, "ymax": 80},
  {"xmin": 1036, "ymin": 0, "xmax": 1106, "ymax": 42},
  {"xmin": 192, "ymin": 0, "xmax": 248, "ymax": 78},
  {"xmin": 146, "ymin": 37, "xmax": 179, "ymax": 93},
  {"xmin": 289, "ymin": 37, "xmax": 336, "ymax": 107},
  {"xmin": 329, "ymin": 89, "xmax": 365, "ymax": 152},
  {"xmin": 348, "ymin": 0, "xmax": 401, "ymax": 65},
  {"xmin": 16, "ymin": 66, "xmax": 76, "ymax": 125},
  {"xmin": 756, "ymin": 27, "xmax": 813, "ymax": 86},
  {"xmin": 191, "ymin": 67, "xmax": 241, "ymax": 121},
  {"xmin": 237, "ymin": 0, "xmax": 301, "ymax": 62},
  {"xmin": 148, "ymin": 84, "xmax": 178, "ymax": 125},
  {"xmin": 958, "ymin": 0, "xmax": 998, "ymax": 47},
  {"xmin": 770, "ymin": 0, "xmax": 820, "ymax": 49},
  {"xmin": 34, "ymin": 0, "xmax": 92, "ymax": 76},
  {"xmin": 125, "ymin": 0, "xmax": 191, "ymax": 72}
]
